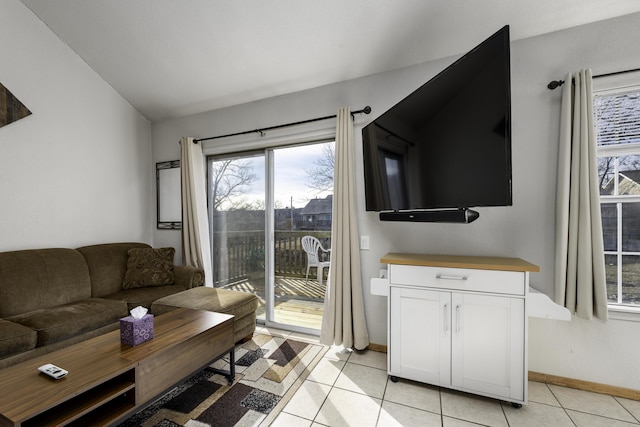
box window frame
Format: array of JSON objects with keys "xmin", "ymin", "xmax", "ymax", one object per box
[{"xmin": 593, "ymin": 70, "xmax": 640, "ymax": 320}]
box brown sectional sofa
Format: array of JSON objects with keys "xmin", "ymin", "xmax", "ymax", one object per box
[{"xmin": 0, "ymin": 242, "xmax": 204, "ymax": 369}]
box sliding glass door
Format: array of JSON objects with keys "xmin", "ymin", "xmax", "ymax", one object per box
[
  {"xmin": 207, "ymin": 141, "xmax": 334, "ymax": 332},
  {"xmin": 208, "ymin": 152, "xmax": 267, "ymax": 321}
]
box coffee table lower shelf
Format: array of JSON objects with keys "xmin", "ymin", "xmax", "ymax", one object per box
[
  {"xmin": 0, "ymin": 308, "xmax": 234, "ymax": 427},
  {"xmin": 23, "ymin": 369, "xmax": 136, "ymax": 427}
]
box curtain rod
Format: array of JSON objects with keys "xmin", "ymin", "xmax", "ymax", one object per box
[
  {"xmin": 192, "ymin": 106, "xmax": 372, "ymax": 144},
  {"xmin": 547, "ymin": 67, "xmax": 640, "ymax": 90}
]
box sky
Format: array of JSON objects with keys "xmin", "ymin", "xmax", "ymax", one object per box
[
  {"xmin": 274, "ymin": 143, "xmax": 333, "ymax": 208},
  {"xmin": 212, "ymin": 141, "xmax": 334, "ymax": 210}
]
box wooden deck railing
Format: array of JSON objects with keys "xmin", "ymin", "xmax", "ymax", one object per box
[{"xmin": 211, "ymin": 230, "xmax": 330, "ymax": 287}]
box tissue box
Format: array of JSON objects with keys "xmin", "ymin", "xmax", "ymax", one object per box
[{"xmin": 120, "ymin": 314, "xmax": 154, "ymax": 346}]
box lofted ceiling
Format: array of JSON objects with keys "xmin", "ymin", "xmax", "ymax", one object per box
[{"xmin": 19, "ymin": 0, "xmax": 640, "ymax": 122}]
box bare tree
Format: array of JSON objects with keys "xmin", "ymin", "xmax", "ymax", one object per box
[
  {"xmin": 210, "ymin": 159, "xmax": 257, "ymax": 211},
  {"xmin": 598, "ymin": 157, "xmax": 615, "ymax": 192},
  {"xmin": 305, "ymin": 142, "xmax": 335, "ymax": 193}
]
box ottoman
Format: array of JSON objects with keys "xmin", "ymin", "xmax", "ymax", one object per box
[{"xmin": 151, "ymin": 287, "xmax": 259, "ymax": 343}]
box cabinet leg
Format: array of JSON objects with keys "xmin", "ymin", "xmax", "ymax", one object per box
[
  {"xmin": 511, "ymin": 402, "xmax": 522, "ymax": 409},
  {"xmin": 390, "ymin": 376, "xmax": 399, "ymax": 383}
]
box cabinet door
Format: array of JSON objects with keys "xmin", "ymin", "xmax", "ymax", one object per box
[
  {"xmin": 451, "ymin": 293, "xmax": 525, "ymax": 401},
  {"xmin": 390, "ymin": 287, "xmax": 451, "ymax": 385}
]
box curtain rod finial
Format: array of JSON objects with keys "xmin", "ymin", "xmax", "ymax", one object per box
[{"xmin": 547, "ymin": 80, "xmax": 565, "ymax": 90}]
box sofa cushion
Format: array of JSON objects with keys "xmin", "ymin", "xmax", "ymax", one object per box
[
  {"xmin": 0, "ymin": 319, "xmax": 37, "ymax": 358},
  {"xmin": 123, "ymin": 247, "xmax": 175, "ymax": 289},
  {"xmin": 174, "ymin": 265, "xmax": 205, "ymax": 289},
  {"xmin": 77, "ymin": 242, "xmax": 151, "ymax": 297},
  {"xmin": 104, "ymin": 284, "xmax": 187, "ymax": 311},
  {"xmin": 6, "ymin": 298, "xmax": 128, "ymax": 347},
  {"xmin": 0, "ymin": 248, "xmax": 92, "ymax": 318}
]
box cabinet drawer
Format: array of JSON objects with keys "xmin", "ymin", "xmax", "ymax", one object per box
[{"xmin": 388, "ymin": 265, "xmax": 525, "ymax": 295}]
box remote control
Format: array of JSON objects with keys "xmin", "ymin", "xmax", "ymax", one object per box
[{"xmin": 38, "ymin": 363, "xmax": 68, "ymax": 379}]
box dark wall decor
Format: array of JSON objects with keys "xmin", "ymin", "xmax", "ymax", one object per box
[
  {"xmin": 157, "ymin": 160, "xmax": 181, "ymax": 230},
  {"xmin": 0, "ymin": 83, "xmax": 31, "ymax": 128}
]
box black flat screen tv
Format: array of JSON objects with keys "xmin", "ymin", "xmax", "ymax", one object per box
[{"xmin": 362, "ymin": 26, "xmax": 512, "ymax": 223}]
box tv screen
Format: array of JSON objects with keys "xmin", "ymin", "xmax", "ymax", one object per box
[{"xmin": 362, "ymin": 26, "xmax": 512, "ymax": 219}]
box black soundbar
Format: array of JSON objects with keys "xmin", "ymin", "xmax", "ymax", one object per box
[{"xmin": 379, "ymin": 209, "xmax": 479, "ymax": 223}]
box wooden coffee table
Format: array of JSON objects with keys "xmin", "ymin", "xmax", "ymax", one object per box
[{"xmin": 0, "ymin": 308, "xmax": 234, "ymax": 426}]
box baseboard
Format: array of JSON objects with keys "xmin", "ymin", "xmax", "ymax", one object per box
[
  {"xmin": 528, "ymin": 371, "xmax": 640, "ymax": 401},
  {"xmin": 367, "ymin": 342, "xmax": 387, "ymax": 353},
  {"xmin": 366, "ymin": 346, "xmax": 640, "ymax": 401}
]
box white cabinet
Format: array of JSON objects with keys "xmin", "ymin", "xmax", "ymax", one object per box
[
  {"xmin": 450, "ymin": 292, "xmax": 525, "ymax": 400},
  {"xmin": 390, "ymin": 287, "xmax": 451, "ymax": 386},
  {"xmin": 383, "ymin": 253, "xmax": 538, "ymax": 406}
]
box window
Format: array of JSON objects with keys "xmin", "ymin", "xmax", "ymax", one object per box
[{"xmin": 594, "ymin": 73, "xmax": 640, "ymax": 310}]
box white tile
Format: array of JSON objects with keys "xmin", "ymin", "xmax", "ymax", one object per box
[
  {"xmin": 315, "ymin": 387, "xmax": 382, "ymax": 427},
  {"xmin": 383, "ymin": 377, "xmax": 441, "ymax": 414},
  {"xmin": 441, "ymin": 389, "xmax": 508, "ymax": 427},
  {"xmin": 307, "ymin": 357, "xmax": 345, "ymax": 386},
  {"xmin": 442, "ymin": 416, "xmax": 485, "ymax": 427},
  {"xmin": 617, "ymin": 396, "xmax": 640, "ymax": 421},
  {"xmin": 377, "ymin": 401, "xmax": 442, "ymax": 427},
  {"xmin": 567, "ymin": 409, "xmax": 640, "ymax": 427},
  {"xmin": 324, "ymin": 345, "xmax": 353, "ymax": 362},
  {"xmin": 502, "ymin": 401, "xmax": 575, "ymax": 427},
  {"xmin": 548, "ymin": 385, "xmax": 637, "ymax": 423},
  {"xmin": 528, "ymin": 381, "xmax": 560, "ymax": 406},
  {"xmin": 347, "ymin": 349, "xmax": 388, "ymax": 370},
  {"xmin": 334, "ymin": 363, "xmax": 388, "ymax": 399},
  {"xmin": 270, "ymin": 412, "xmax": 313, "ymax": 427},
  {"xmin": 282, "ymin": 380, "xmax": 331, "ymax": 420}
]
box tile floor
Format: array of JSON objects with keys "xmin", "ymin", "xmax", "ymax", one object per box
[{"xmin": 259, "ymin": 327, "xmax": 640, "ymax": 427}]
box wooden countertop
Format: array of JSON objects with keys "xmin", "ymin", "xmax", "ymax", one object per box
[{"xmin": 381, "ymin": 253, "xmax": 540, "ymax": 273}]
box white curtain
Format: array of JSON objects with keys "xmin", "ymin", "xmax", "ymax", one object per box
[
  {"xmin": 554, "ymin": 69, "xmax": 608, "ymax": 320},
  {"xmin": 180, "ymin": 136, "xmax": 213, "ymax": 287},
  {"xmin": 320, "ymin": 107, "xmax": 370, "ymax": 350}
]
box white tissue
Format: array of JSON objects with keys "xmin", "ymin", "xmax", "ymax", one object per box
[{"xmin": 130, "ymin": 306, "xmax": 148, "ymax": 319}]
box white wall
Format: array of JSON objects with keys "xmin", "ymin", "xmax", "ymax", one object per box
[
  {"xmin": 513, "ymin": 15, "xmax": 640, "ymax": 391},
  {"xmin": 0, "ymin": 0, "xmax": 153, "ymax": 251},
  {"xmin": 152, "ymin": 13, "xmax": 640, "ymax": 390}
]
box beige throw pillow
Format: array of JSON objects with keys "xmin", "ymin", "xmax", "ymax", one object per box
[{"xmin": 122, "ymin": 247, "xmax": 175, "ymax": 289}]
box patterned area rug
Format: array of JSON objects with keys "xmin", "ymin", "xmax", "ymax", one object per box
[{"xmin": 118, "ymin": 333, "xmax": 327, "ymax": 427}]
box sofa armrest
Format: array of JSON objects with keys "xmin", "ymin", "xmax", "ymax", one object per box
[{"xmin": 173, "ymin": 265, "xmax": 205, "ymax": 289}]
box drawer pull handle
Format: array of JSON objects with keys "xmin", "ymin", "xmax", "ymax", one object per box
[{"xmin": 436, "ymin": 274, "xmax": 468, "ymax": 281}]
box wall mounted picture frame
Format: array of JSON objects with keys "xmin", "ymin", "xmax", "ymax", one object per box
[
  {"xmin": 1, "ymin": 83, "xmax": 31, "ymax": 129},
  {"xmin": 157, "ymin": 160, "xmax": 181, "ymax": 230}
]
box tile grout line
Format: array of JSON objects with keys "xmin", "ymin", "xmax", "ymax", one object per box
[
  {"xmin": 375, "ymin": 371, "xmax": 391, "ymax": 427},
  {"xmin": 310, "ymin": 345, "xmax": 352, "ymax": 425},
  {"xmin": 545, "ymin": 383, "xmax": 579, "ymax": 427},
  {"xmin": 272, "ymin": 332, "xmax": 640, "ymax": 426},
  {"xmin": 613, "ymin": 395, "xmax": 640, "ymax": 424}
]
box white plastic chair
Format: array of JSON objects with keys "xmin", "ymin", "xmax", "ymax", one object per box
[{"xmin": 301, "ymin": 235, "xmax": 330, "ymax": 285}]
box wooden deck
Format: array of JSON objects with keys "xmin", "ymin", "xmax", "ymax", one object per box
[{"xmin": 220, "ymin": 276, "xmax": 325, "ymax": 330}]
